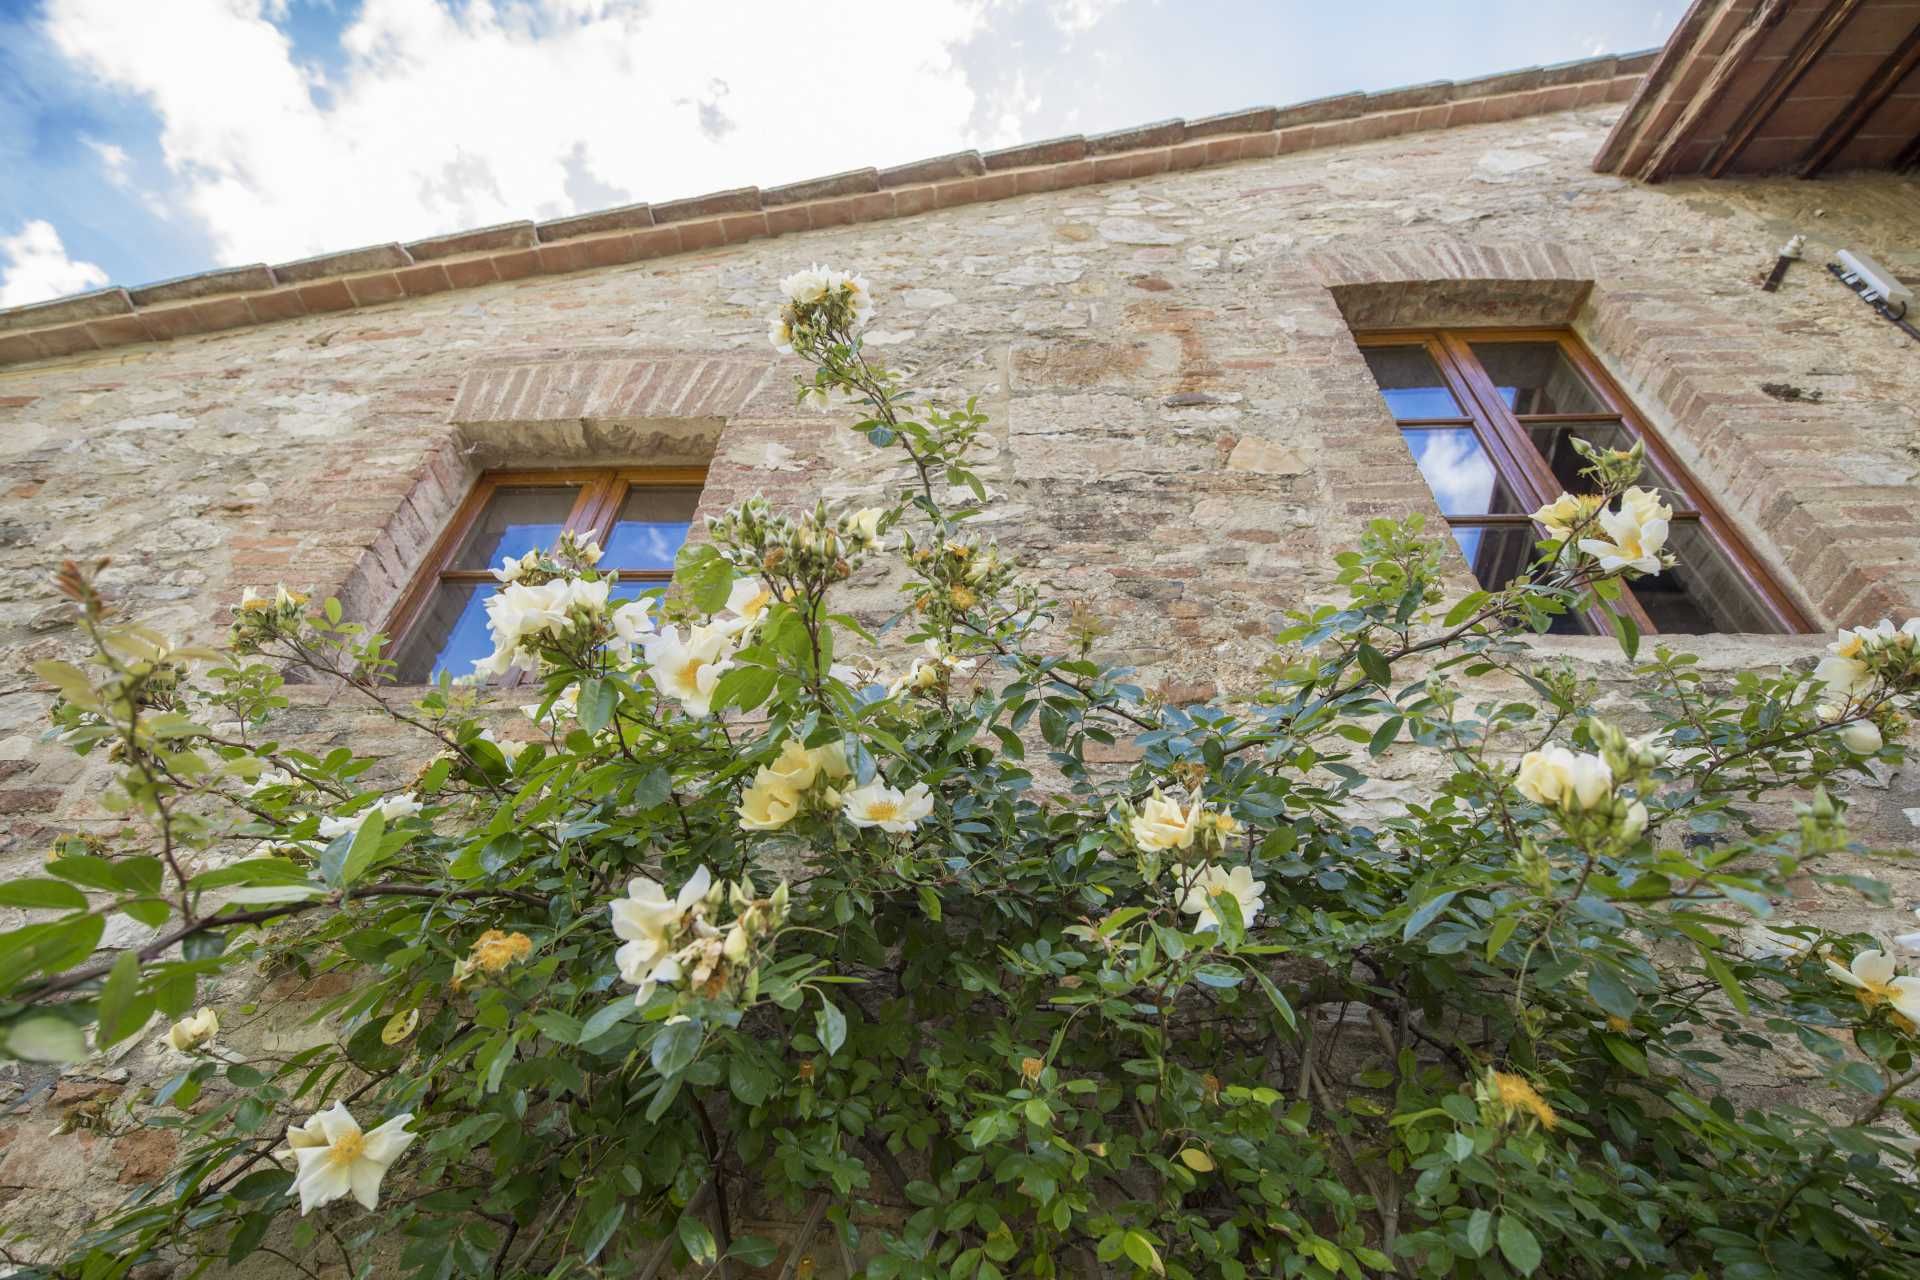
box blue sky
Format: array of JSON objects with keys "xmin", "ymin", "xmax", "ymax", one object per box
[{"xmin": 0, "ymin": 0, "xmax": 1679, "ymax": 307}]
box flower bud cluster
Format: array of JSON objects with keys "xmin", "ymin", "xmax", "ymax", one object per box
[
  {"xmin": 230, "ymin": 583, "xmax": 310, "ymax": 653},
  {"xmin": 1796, "ymin": 785, "xmax": 1850, "ymax": 856},
  {"xmin": 708, "ymin": 497, "xmax": 888, "ymax": 595},
  {"xmin": 1514, "ymin": 744, "xmax": 1647, "ymax": 846},
  {"xmin": 609, "ymin": 865, "xmax": 790, "ymax": 1009},
  {"xmin": 905, "ymin": 534, "xmax": 1009, "ymax": 625},
  {"xmin": 1586, "ymin": 717, "xmax": 1664, "ymax": 786}
]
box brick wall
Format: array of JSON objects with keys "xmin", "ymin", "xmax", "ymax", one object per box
[{"xmin": 0, "ymin": 95, "xmax": 1916, "ymax": 1261}]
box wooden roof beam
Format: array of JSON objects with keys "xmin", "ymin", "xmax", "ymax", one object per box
[
  {"xmin": 1702, "ymin": 0, "xmax": 1866, "ymax": 177},
  {"xmin": 1798, "ymin": 21, "xmax": 1920, "ymax": 176}
]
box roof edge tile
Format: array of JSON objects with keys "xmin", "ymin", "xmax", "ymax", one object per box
[{"xmin": 0, "ymin": 49, "xmax": 1645, "ymax": 366}]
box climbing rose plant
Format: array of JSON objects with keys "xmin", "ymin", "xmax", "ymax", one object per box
[{"xmin": 2, "ymin": 266, "xmax": 1919, "ymax": 1280}]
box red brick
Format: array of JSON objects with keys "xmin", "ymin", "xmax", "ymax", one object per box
[
  {"xmin": 443, "ymin": 256, "xmax": 501, "ymax": 289},
  {"xmin": 245, "ymin": 287, "xmax": 308, "ymax": 322},
  {"xmin": 85, "ymin": 315, "xmax": 154, "ymax": 347},
  {"xmin": 719, "ymin": 213, "xmax": 770, "ymax": 244},
  {"xmin": 296, "ymin": 280, "xmax": 355, "ymax": 313},
  {"xmin": 396, "ymin": 263, "xmax": 453, "ymax": 296},
  {"xmin": 489, "ymin": 249, "xmax": 540, "ymax": 280},
  {"xmin": 344, "ymin": 273, "xmax": 405, "ymax": 305},
  {"xmin": 629, "ymin": 226, "xmax": 684, "ymax": 259},
  {"xmin": 676, "ymin": 218, "xmax": 726, "ymax": 251}
]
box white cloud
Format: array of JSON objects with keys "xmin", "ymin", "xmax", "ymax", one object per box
[
  {"xmin": 1044, "ymin": 0, "xmax": 1124, "ymax": 35},
  {"xmin": 84, "ymin": 136, "xmax": 132, "ymax": 186},
  {"xmin": 0, "ymin": 220, "xmax": 111, "ymax": 307},
  {"xmin": 44, "ymin": 0, "xmax": 1008, "ymax": 269}
]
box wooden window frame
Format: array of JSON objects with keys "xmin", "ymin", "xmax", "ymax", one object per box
[
  {"xmin": 1355, "ymin": 328, "xmax": 1811, "ymax": 635},
  {"xmin": 384, "ymin": 466, "xmax": 708, "ymax": 684}
]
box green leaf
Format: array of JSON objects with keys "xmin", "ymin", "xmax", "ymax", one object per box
[
  {"xmin": 339, "ymin": 809, "xmax": 386, "ymax": 888},
  {"xmin": 4, "ymin": 1013, "xmax": 89, "ymax": 1062},
  {"xmin": 712, "ymin": 664, "xmax": 776, "ymax": 714},
  {"xmin": 1121, "ymin": 1230, "xmax": 1165, "ymax": 1276},
  {"xmin": 1611, "ymin": 607, "xmax": 1640, "ymax": 661},
  {"xmin": 1496, "ymin": 1215, "xmax": 1542, "ymax": 1275},
  {"xmin": 1402, "ymin": 890, "xmax": 1457, "ymax": 942},
  {"xmin": 33, "ymin": 659, "xmax": 99, "ymax": 710},
  {"xmin": 815, "ymin": 997, "xmax": 847, "ymax": 1056},
  {"xmin": 676, "ymin": 1214, "xmax": 717, "ymax": 1264},
  {"xmin": 1356, "ymin": 643, "xmax": 1391, "ymax": 687},
  {"xmin": 577, "ymin": 677, "xmax": 617, "ymax": 734},
  {"xmin": 728, "ymin": 1236, "xmax": 780, "ymax": 1267},
  {"xmin": 1585, "ymin": 966, "xmax": 1636, "ymax": 1020},
  {"xmin": 578, "ymin": 1194, "xmax": 626, "ymax": 1264},
  {"xmin": 1466, "ymin": 1208, "xmax": 1493, "ymax": 1256},
  {"xmin": 579, "ymin": 999, "xmax": 634, "ymax": 1044},
  {"xmin": 96, "ymin": 949, "xmax": 146, "ymax": 1047},
  {"xmin": 651, "ymin": 1018, "xmax": 702, "ymax": 1076},
  {"xmin": 1443, "ymin": 590, "xmax": 1489, "ymax": 628},
  {"xmin": 672, "ymin": 543, "xmax": 735, "ymax": 614},
  {"xmin": 917, "ymin": 885, "xmax": 942, "ymax": 923},
  {"xmin": 1367, "ymin": 717, "xmax": 1402, "ymax": 757},
  {"xmin": 1703, "ymin": 949, "xmax": 1751, "ymax": 1015},
  {"xmin": 0, "ymin": 879, "xmax": 89, "ymax": 912},
  {"xmin": 1251, "ymin": 970, "xmax": 1298, "ymax": 1032}
]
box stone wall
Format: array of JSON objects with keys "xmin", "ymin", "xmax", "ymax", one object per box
[{"xmin": 0, "ymin": 95, "xmax": 1917, "ymax": 1264}]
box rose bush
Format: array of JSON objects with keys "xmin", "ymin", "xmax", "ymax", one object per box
[{"xmin": 1, "ymin": 266, "xmax": 1917, "ymax": 1279}]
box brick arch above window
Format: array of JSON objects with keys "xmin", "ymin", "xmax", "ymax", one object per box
[
  {"xmin": 313, "ymin": 350, "xmax": 815, "ymax": 654},
  {"xmin": 1308, "ymin": 238, "xmax": 1908, "ymax": 629}
]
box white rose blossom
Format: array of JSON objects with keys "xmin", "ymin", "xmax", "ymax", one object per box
[
  {"xmin": 641, "ymin": 623, "xmax": 737, "ymax": 717},
  {"xmin": 1514, "ymin": 746, "xmax": 1614, "ymax": 812},
  {"xmin": 842, "ymin": 780, "xmax": 934, "ymax": 833},
  {"xmin": 1826, "ymin": 949, "xmax": 1920, "ymax": 1023},
  {"xmin": 1577, "ymin": 486, "xmax": 1671, "ymax": 576},
  {"xmin": 285, "ymin": 1102, "xmax": 416, "ymax": 1215},
  {"xmin": 1179, "ymin": 864, "xmax": 1266, "ymax": 932},
  {"xmin": 317, "ymin": 793, "xmax": 423, "ymax": 840},
  {"xmin": 1130, "ymin": 789, "xmax": 1199, "ymax": 852},
  {"xmin": 610, "ymin": 866, "xmax": 714, "ymax": 1005},
  {"xmin": 164, "ymin": 1007, "xmax": 219, "ymax": 1054}
]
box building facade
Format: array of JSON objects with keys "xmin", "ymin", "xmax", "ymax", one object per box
[{"xmin": 0, "ymin": 31, "xmax": 1916, "ymax": 1263}]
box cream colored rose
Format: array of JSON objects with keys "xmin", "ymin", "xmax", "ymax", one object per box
[
  {"xmin": 1514, "ymin": 746, "xmax": 1614, "ymax": 812},
  {"xmin": 738, "ymin": 769, "xmax": 802, "ymax": 832},
  {"xmin": 1531, "ymin": 492, "xmax": 1604, "ymax": 540},
  {"xmin": 165, "ymin": 1007, "xmax": 219, "ymax": 1054},
  {"xmin": 1179, "ymin": 864, "xmax": 1265, "ymax": 932},
  {"xmin": 287, "ymin": 1103, "xmax": 416, "ymax": 1215},
  {"xmin": 842, "ymin": 780, "xmax": 934, "ymax": 833},
  {"xmin": 1577, "ymin": 487, "xmax": 1670, "ymax": 575},
  {"xmin": 1129, "ymin": 789, "xmax": 1198, "ymax": 851}
]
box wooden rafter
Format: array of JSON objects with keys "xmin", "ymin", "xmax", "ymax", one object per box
[
  {"xmin": 1799, "ymin": 21, "xmax": 1920, "ymax": 176},
  {"xmin": 1701, "ymin": 0, "xmax": 1867, "ymax": 177},
  {"xmin": 1643, "ymin": 0, "xmax": 1795, "ymax": 180}
]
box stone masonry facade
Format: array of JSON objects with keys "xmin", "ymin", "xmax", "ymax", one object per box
[{"xmin": 0, "ymin": 49, "xmax": 1917, "ymax": 1269}]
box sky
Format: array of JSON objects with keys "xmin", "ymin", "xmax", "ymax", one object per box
[{"xmin": 0, "ymin": 0, "xmax": 1680, "ymax": 308}]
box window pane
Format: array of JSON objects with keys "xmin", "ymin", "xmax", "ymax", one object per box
[
  {"xmin": 1632, "ymin": 520, "xmax": 1775, "ymax": 634},
  {"xmin": 603, "ymin": 486, "xmax": 700, "ymax": 569},
  {"xmin": 452, "ymin": 486, "xmax": 581, "ymax": 570},
  {"xmin": 1402, "ymin": 428, "xmax": 1524, "ymax": 515},
  {"xmin": 390, "ymin": 582, "xmax": 494, "ymax": 683},
  {"xmin": 1524, "ymin": 421, "xmax": 1691, "ymax": 511},
  {"xmin": 1362, "ymin": 347, "xmax": 1462, "ymax": 419},
  {"xmin": 1448, "ymin": 525, "xmax": 1589, "ymax": 633},
  {"xmin": 1470, "ymin": 342, "xmax": 1607, "ymax": 415}
]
